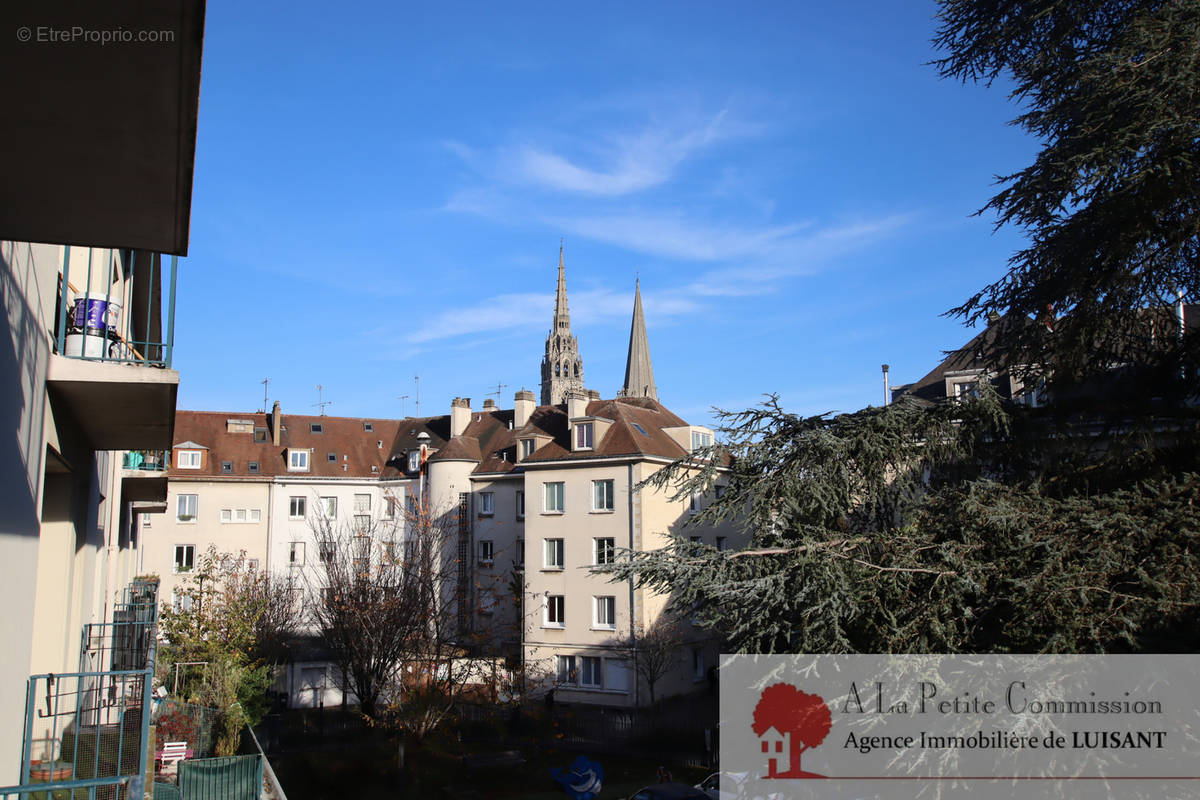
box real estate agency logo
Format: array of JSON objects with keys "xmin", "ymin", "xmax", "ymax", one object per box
[{"xmin": 751, "ymin": 682, "xmax": 832, "ymax": 779}]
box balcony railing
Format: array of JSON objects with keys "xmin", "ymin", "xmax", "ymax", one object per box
[
  {"xmin": 1, "ymin": 579, "xmax": 159, "ymax": 800},
  {"xmin": 55, "ymin": 247, "xmax": 177, "ymax": 368},
  {"xmin": 122, "ymin": 450, "xmax": 167, "ymax": 472}
]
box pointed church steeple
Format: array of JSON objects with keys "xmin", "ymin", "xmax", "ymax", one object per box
[
  {"xmin": 540, "ymin": 244, "xmax": 585, "ymax": 405},
  {"xmin": 619, "ymin": 278, "xmax": 657, "ymax": 401}
]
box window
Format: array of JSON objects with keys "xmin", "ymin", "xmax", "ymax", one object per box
[
  {"xmin": 354, "ymin": 514, "xmax": 370, "ymax": 533},
  {"xmin": 288, "ymin": 450, "xmax": 310, "ymax": 471},
  {"xmin": 580, "ymin": 656, "xmax": 602, "ymax": 688},
  {"xmin": 250, "ymin": 509, "xmax": 261, "ymax": 522},
  {"xmin": 247, "ymin": 559, "xmax": 260, "ymax": 571},
  {"xmin": 689, "ymin": 492, "xmax": 702, "ymax": 513},
  {"xmin": 556, "ymin": 655, "xmax": 575, "ymax": 683},
  {"xmin": 544, "ymin": 538, "xmax": 564, "ymax": 569},
  {"xmin": 606, "ymin": 659, "xmax": 631, "ymax": 692},
  {"xmin": 177, "ymin": 450, "xmax": 201, "ymax": 469},
  {"xmin": 515, "ymin": 539, "xmax": 525, "ymax": 567},
  {"xmin": 478, "ymin": 540, "xmax": 494, "ymax": 565},
  {"xmin": 594, "ymin": 596, "xmax": 616, "ymax": 629},
  {"xmin": 693, "ymin": 648, "xmax": 706, "ymax": 681},
  {"xmin": 289, "ymin": 542, "xmax": 305, "ymax": 565},
  {"xmin": 310, "ymin": 423, "xmax": 323, "ymax": 434},
  {"xmin": 174, "ymin": 544, "xmax": 195, "ymax": 573},
  {"xmin": 176, "ymin": 494, "xmax": 197, "ymax": 521},
  {"xmin": 363, "ymin": 422, "xmax": 374, "ymax": 432},
  {"xmin": 691, "ymin": 430, "xmax": 713, "ymax": 451},
  {"xmin": 354, "ymin": 493, "xmax": 371, "ymax": 513},
  {"xmin": 592, "ymin": 479, "xmax": 614, "ymax": 511},
  {"xmin": 575, "ymin": 422, "xmax": 594, "ymax": 450},
  {"xmin": 954, "ymin": 381, "xmax": 980, "ymax": 400},
  {"xmin": 520, "ymin": 439, "xmax": 535, "ymax": 460},
  {"xmin": 408, "ymin": 451, "xmax": 420, "ymax": 472},
  {"xmin": 543, "ymin": 482, "xmax": 564, "ymax": 513},
  {"xmin": 318, "ymin": 538, "xmax": 335, "ymax": 563},
  {"xmin": 716, "ymin": 536, "xmax": 728, "ymax": 551},
  {"xmin": 320, "ymin": 497, "xmax": 337, "ymax": 518},
  {"xmin": 142, "ymin": 514, "xmax": 151, "ymax": 527},
  {"xmin": 221, "ymin": 460, "xmax": 233, "ymax": 473},
  {"xmin": 714, "ymin": 484, "xmax": 726, "ymax": 499},
  {"xmin": 327, "ymin": 452, "xmax": 337, "ymax": 463},
  {"xmin": 289, "ymin": 496, "xmax": 306, "ymax": 519},
  {"xmin": 254, "ymin": 428, "xmax": 267, "ymax": 443},
  {"xmin": 248, "ymin": 461, "xmax": 260, "ymax": 473},
  {"xmin": 515, "ymin": 490, "xmax": 525, "ymax": 520},
  {"xmin": 545, "ymin": 595, "xmax": 565, "ymax": 628},
  {"xmin": 384, "ymin": 494, "xmax": 399, "ymax": 519},
  {"xmin": 478, "ymin": 491, "xmax": 494, "ymax": 516},
  {"xmin": 221, "ymin": 508, "xmax": 232, "ymax": 523},
  {"xmin": 594, "ymin": 537, "xmax": 615, "ymax": 565}
]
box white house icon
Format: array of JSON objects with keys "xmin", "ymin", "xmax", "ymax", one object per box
[{"xmin": 758, "ymin": 725, "xmax": 790, "ymax": 777}]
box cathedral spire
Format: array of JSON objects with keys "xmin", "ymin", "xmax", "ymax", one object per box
[
  {"xmin": 540, "ymin": 245, "xmax": 585, "ymax": 405},
  {"xmin": 620, "ymin": 278, "xmax": 657, "ymax": 401}
]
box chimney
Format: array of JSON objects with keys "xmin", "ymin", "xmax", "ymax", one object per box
[
  {"xmin": 882, "ymin": 364, "xmax": 891, "ymax": 406},
  {"xmin": 586, "ymin": 389, "xmax": 600, "ymax": 400},
  {"xmin": 271, "ymin": 401, "xmax": 282, "ymax": 446},
  {"xmin": 483, "ymin": 398, "xmax": 497, "ymax": 411},
  {"xmin": 566, "ymin": 389, "xmax": 589, "ymax": 420},
  {"xmin": 450, "ymin": 397, "xmax": 472, "ymax": 438},
  {"xmin": 513, "ymin": 389, "xmax": 535, "ymax": 429}
]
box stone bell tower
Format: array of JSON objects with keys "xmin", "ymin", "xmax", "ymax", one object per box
[{"xmin": 540, "ymin": 245, "xmax": 585, "ymax": 405}]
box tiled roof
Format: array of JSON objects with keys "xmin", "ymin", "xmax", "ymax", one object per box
[
  {"xmin": 170, "ymin": 410, "xmax": 405, "ymax": 479},
  {"xmin": 521, "ymin": 396, "xmax": 691, "ymax": 464}
]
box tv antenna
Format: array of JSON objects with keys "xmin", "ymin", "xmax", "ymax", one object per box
[
  {"xmin": 486, "ymin": 381, "xmax": 508, "ymax": 401},
  {"xmin": 398, "ymin": 394, "xmax": 410, "ymax": 418},
  {"xmin": 260, "ymin": 378, "xmax": 269, "ymax": 412},
  {"xmin": 313, "ymin": 384, "xmax": 333, "ymax": 416},
  {"xmin": 414, "ymin": 374, "xmax": 420, "ymax": 417}
]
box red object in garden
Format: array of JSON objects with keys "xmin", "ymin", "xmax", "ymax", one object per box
[{"xmin": 750, "ymin": 683, "xmax": 831, "ymax": 778}]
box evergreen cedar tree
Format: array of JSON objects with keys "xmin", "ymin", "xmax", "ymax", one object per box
[
  {"xmin": 597, "ymin": 0, "xmax": 1200, "ymax": 656},
  {"xmin": 751, "ymin": 683, "xmax": 832, "ymax": 777}
]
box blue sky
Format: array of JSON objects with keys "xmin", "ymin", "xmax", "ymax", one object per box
[{"xmin": 177, "ymin": 1, "xmax": 1036, "ymax": 428}]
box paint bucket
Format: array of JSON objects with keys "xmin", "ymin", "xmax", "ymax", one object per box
[
  {"xmin": 70, "ymin": 297, "xmax": 121, "ymax": 335},
  {"xmin": 64, "ymin": 332, "xmax": 113, "ymax": 358}
]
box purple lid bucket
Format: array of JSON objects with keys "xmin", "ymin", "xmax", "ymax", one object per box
[{"xmin": 71, "ymin": 298, "xmax": 121, "ymax": 334}]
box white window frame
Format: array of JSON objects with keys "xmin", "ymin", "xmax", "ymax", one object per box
[
  {"xmin": 556, "ymin": 654, "xmax": 576, "ymax": 684},
  {"xmin": 593, "ymin": 596, "xmax": 616, "ymax": 630},
  {"xmin": 691, "ymin": 430, "xmax": 713, "ymax": 451},
  {"xmin": 478, "ymin": 540, "xmax": 494, "ymax": 566},
  {"xmin": 176, "ymin": 494, "xmax": 197, "ymax": 522},
  {"xmin": 176, "ymin": 450, "xmax": 201, "ymax": 469},
  {"xmin": 289, "ymin": 496, "xmax": 306, "ymax": 519},
  {"xmin": 174, "ymin": 544, "xmax": 195, "ymax": 573},
  {"xmin": 520, "ymin": 439, "xmax": 535, "ymax": 460},
  {"xmin": 479, "ymin": 589, "xmax": 496, "ymax": 615},
  {"xmin": 289, "ymin": 541, "xmax": 306, "ymax": 566},
  {"xmin": 594, "ymin": 537, "xmax": 615, "ymax": 566},
  {"xmin": 591, "ymin": 479, "xmax": 614, "ymax": 512},
  {"xmin": 575, "ymin": 422, "xmax": 594, "ymax": 450},
  {"xmin": 318, "ymin": 496, "xmax": 336, "ymax": 518},
  {"xmin": 544, "ymin": 595, "xmax": 565, "ymax": 628},
  {"xmin": 408, "ymin": 451, "xmax": 421, "ymax": 472},
  {"xmin": 354, "ymin": 493, "xmax": 371, "ymax": 513},
  {"xmin": 544, "ymin": 538, "xmax": 564, "ymax": 570},
  {"xmin": 515, "ymin": 490, "xmax": 525, "ymax": 520},
  {"xmin": 579, "ymin": 656, "xmax": 602, "ymax": 688},
  {"xmin": 543, "ymin": 482, "xmax": 564, "ymax": 513},
  {"xmin": 479, "ymin": 491, "xmax": 495, "ymax": 516},
  {"xmin": 220, "ymin": 508, "xmax": 232, "ymax": 523},
  {"xmin": 288, "ymin": 449, "xmax": 310, "ymax": 471}
]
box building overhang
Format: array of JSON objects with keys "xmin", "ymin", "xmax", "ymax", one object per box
[
  {"xmin": 0, "ymin": 0, "xmax": 206, "ymax": 256},
  {"xmin": 47, "ymin": 355, "xmax": 178, "ymax": 450},
  {"xmin": 120, "ymin": 471, "xmax": 168, "ymax": 505}
]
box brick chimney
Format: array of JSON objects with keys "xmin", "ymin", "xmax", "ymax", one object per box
[
  {"xmin": 482, "ymin": 398, "xmax": 497, "ymax": 411},
  {"xmin": 513, "ymin": 390, "xmax": 535, "ymax": 429},
  {"xmin": 450, "ymin": 397, "xmax": 472, "ymax": 438},
  {"xmin": 271, "ymin": 400, "xmax": 282, "ymax": 446}
]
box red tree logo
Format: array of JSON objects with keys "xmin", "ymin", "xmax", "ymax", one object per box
[{"xmin": 751, "ymin": 683, "xmax": 832, "ymax": 779}]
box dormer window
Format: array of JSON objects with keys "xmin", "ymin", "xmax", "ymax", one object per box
[
  {"xmin": 520, "ymin": 439, "xmax": 535, "ymax": 460},
  {"xmin": 177, "ymin": 450, "xmax": 202, "ymax": 469},
  {"xmin": 288, "ymin": 449, "xmax": 310, "ymax": 471},
  {"xmin": 310, "ymin": 423, "xmax": 323, "ymax": 434},
  {"xmin": 575, "ymin": 422, "xmax": 594, "ymax": 450},
  {"xmin": 363, "ymin": 422, "xmax": 374, "ymax": 432},
  {"xmin": 691, "ymin": 431, "xmax": 713, "ymax": 451},
  {"xmin": 408, "ymin": 451, "xmax": 421, "ymax": 472}
]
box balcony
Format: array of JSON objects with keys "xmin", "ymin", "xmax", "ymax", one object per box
[
  {"xmin": 46, "ymin": 248, "xmax": 179, "ymax": 451},
  {"xmin": 1, "ymin": 579, "xmax": 159, "ymax": 800},
  {"xmin": 121, "ymin": 450, "xmax": 169, "ymax": 513}
]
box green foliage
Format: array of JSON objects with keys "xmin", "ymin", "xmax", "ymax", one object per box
[
  {"xmin": 600, "ymin": 393, "xmax": 1200, "ymax": 655},
  {"xmin": 933, "ymin": 0, "xmax": 1200, "ymax": 383}
]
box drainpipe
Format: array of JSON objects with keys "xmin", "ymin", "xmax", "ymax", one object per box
[{"xmin": 627, "ymin": 462, "xmax": 638, "ymax": 708}]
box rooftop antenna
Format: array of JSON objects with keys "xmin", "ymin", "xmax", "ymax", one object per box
[
  {"xmin": 414, "ymin": 374, "xmax": 420, "ymax": 417},
  {"xmin": 882, "ymin": 364, "xmax": 891, "ymax": 406},
  {"xmin": 398, "ymin": 394, "xmax": 409, "ymax": 418},
  {"xmin": 486, "ymin": 381, "xmax": 508, "ymax": 401},
  {"xmin": 313, "ymin": 384, "xmax": 333, "ymax": 416},
  {"xmin": 260, "ymin": 378, "xmax": 269, "ymax": 413}
]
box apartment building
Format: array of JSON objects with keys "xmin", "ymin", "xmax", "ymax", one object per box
[{"xmin": 0, "ymin": 1, "xmax": 205, "ymax": 787}]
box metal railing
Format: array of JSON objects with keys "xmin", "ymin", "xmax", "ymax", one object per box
[
  {"xmin": 55, "ymin": 247, "xmax": 177, "ymax": 368},
  {"xmin": 1, "ymin": 580, "xmax": 160, "ymax": 800},
  {"xmin": 122, "ymin": 451, "xmax": 167, "ymax": 472}
]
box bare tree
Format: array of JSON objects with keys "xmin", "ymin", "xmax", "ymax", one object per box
[
  {"xmin": 632, "ymin": 616, "xmax": 684, "ymax": 706},
  {"xmin": 306, "ymin": 493, "xmax": 480, "ymax": 738}
]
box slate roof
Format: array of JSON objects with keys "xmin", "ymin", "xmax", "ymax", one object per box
[{"xmin": 521, "ymin": 396, "xmax": 691, "ymax": 465}]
